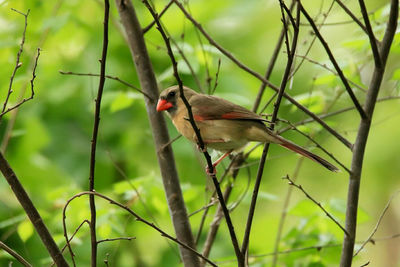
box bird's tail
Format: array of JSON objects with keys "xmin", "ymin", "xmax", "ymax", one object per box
[{"xmin": 279, "ymin": 140, "xmax": 339, "ymax": 172}]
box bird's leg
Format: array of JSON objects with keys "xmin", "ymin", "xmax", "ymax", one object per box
[{"xmin": 206, "ymin": 150, "xmax": 233, "ymax": 176}]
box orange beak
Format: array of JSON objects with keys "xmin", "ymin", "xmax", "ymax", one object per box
[{"xmin": 156, "ymin": 99, "xmax": 173, "ymax": 111}]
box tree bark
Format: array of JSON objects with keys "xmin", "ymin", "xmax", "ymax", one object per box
[{"xmin": 114, "ymin": 1, "xmax": 199, "ymax": 266}]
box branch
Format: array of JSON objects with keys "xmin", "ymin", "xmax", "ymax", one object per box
[
  {"xmin": 63, "ymin": 191, "xmax": 217, "ymax": 267},
  {"xmin": 142, "ymin": 0, "xmax": 173, "ymax": 33},
  {"xmin": 97, "ymin": 237, "xmax": 136, "ymax": 244},
  {"xmin": 298, "ymin": 1, "xmax": 367, "ymax": 120},
  {"xmin": 115, "ymin": 0, "xmax": 199, "ymax": 265},
  {"xmin": 2, "ymin": 9, "xmax": 30, "ymax": 115},
  {"xmin": 241, "ymin": 3, "xmax": 301, "ymax": 257},
  {"xmin": 141, "ymin": 0, "xmax": 244, "ymax": 264},
  {"xmin": 353, "ymin": 190, "xmax": 400, "ymax": 257},
  {"xmin": 0, "ymin": 48, "xmax": 40, "ymax": 119},
  {"xmin": 340, "ymin": 0, "xmax": 398, "ymax": 265},
  {"xmin": 0, "ymin": 241, "xmax": 32, "ymax": 267},
  {"xmin": 172, "ymin": 0, "xmax": 353, "ymax": 150},
  {"xmin": 59, "ymin": 70, "xmax": 152, "ymax": 100},
  {"xmin": 284, "ymin": 175, "xmax": 350, "ymax": 236},
  {"xmin": 0, "ymin": 153, "xmax": 68, "ymax": 266},
  {"xmin": 333, "ymin": 0, "xmax": 370, "ymax": 35},
  {"xmin": 358, "ymin": 0, "xmax": 381, "ymax": 68},
  {"xmin": 88, "ymin": 1, "xmax": 109, "ymax": 266}
]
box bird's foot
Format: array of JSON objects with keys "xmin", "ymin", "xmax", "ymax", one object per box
[
  {"xmin": 197, "ymin": 143, "xmax": 207, "ymax": 153},
  {"xmin": 205, "ymin": 164, "xmax": 217, "ymax": 176}
]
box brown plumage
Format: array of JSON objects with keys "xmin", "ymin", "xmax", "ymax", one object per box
[{"xmin": 157, "ymin": 85, "xmax": 339, "ymax": 172}]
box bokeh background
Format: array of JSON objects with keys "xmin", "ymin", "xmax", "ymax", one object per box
[{"xmin": 0, "ymin": 0, "xmax": 399, "ymax": 266}]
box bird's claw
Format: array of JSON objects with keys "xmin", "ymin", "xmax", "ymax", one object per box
[
  {"xmin": 205, "ymin": 165, "xmax": 217, "ymax": 176},
  {"xmin": 197, "ymin": 143, "xmax": 207, "ymax": 153}
]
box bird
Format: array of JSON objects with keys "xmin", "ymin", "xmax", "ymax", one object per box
[{"xmin": 156, "ymin": 85, "xmax": 339, "ymax": 174}]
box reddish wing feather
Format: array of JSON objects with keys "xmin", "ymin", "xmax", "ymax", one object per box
[{"xmin": 189, "ymin": 94, "xmax": 266, "ymax": 122}]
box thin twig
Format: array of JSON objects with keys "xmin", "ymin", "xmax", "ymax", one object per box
[
  {"xmin": 271, "ymin": 157, "xmax": 304, "ymax": 266},
  {"xmin": 279, "ymin": 95, "xmax": 400, "ymax": 133},
  {"xmin": 299, "ymin": 1, "xmax": 367, "ymax": 120},
  {"xmin": 241, "ymin": 3, "xmax": 301, "ymax": 257},
  {"xmin": 0, "ymin": 48, "xmax": 40, "ymax": 119},
  {"xmin": 333, "ymin": 0, "xmax": 369, "ymax": 35},
  {"xmin": 0, "ymin": 241, "xmax": 32, "ymax": 267},
  {"xmin": 292, "ymin": 53, "xmax": 367, "ymax": 92},
  {"xmin": 88, "ymin": 1, "xmax": 109, "ymax": 266},
  {"xmin": 211, "ymin": 58, "xmax": 221, "ymax": 95},
  {"xmin": 142, "ymin": 0, "xmax": 173, "ymax": 33},
  {"xmin": 340, "ymin": 0, "xmax": 398, "ymax": 264},
  {"xmin": 358, "ymin": 0, "xmax": 381, "ymax": 68},
  {"xmin": 63, "ymin": 191, "xmax": 217, "ymax": 267},
  {"xmin": 284, "ymin": 175, "xmax": 350, "ymax": 236},
  {"xmin": 353, "ymin": 190, "xmax": 400, "ymax": 257},
  {"xmin": 2, "ymin": 9, "xmax": 30, "ymax": 115},
  {"xmin": 97, "ymin": 237, "xmax": 136, "ymax": 244},
  {"xmin": 277, "ymin": 118, "xmax": 350, "ymax": 173},
  {"xmin": 172, "ymin": 0, "xmax": 353, "ymax": 150},
  {"xmin": 59, "ymin": 70, "xmax": 152, "ymax": 99}
]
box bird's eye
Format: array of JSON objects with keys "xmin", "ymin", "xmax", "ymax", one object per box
[{"xmin": 168, "ymin": 91, "xmax": 176, "ymax": 97}]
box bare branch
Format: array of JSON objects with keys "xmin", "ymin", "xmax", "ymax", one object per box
[
  {"xmin": 88, "ymin": 1, "xmax": 110, "ymax": 266},
  {"xmin": 142, "ymin": 0, "xmax": 173, "ymax": 33},
  {"xmin": 0, "ymin": 153, "xmax": 68, "ymax": 266},
  {"xmin": 353, "ymin": 191, "xmax": 400, "ymax": 257},
  {"xmin": 299, "ymin": 1, "xmax": 367, "ymax": 120},
  {"xmin": 0, "ymin": 48, "xmax": 40, "ymax": 119},
  {"xmin": 63, "ymin": 191, "xmax": 217, "ymax": 267},
  {"xmin": 0, "ymin": 241, "xmax": 32, "ymax": 267},
  {"xmin": 59, "ymin": 70, "xmax": 152, "ymax": 100},
  {"xmin": 97, "ymin": 237, "xmax": 136, "ymax": 244},
  {"xmin": 333, "ymin": 0, "xmax": 369, "ymax": 35},
  {"xmin": 242, "ymin": 3, "xmax": 301, "ymax": 257},
  {"xmin": 2, "ymin": 9, "xmax": 30, "ymax": 115},
  {"xmin": 358, "ymin": 0, "xmax": 381, "ymax": 68},
  {"xmin": 284, "ymin": 175, "xmax": 350, "ymax": 236}
]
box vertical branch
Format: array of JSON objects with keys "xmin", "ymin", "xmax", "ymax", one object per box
[
  {"xmin": 340, "ymin": 0, "xmax": 398, "ymax": 266},
  {"xmin": 88, "ymin": 0, "xmax": 109, "ymax": 266},
  {"xmin": 114, "ymin": 0, "xmax": 200, "ymax": 266},
  {"xmin": 241, "ymin": 2, "xmax": 301, "ymax": 257}
]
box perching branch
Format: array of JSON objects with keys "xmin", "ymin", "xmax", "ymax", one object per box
[
  {"xmin": 88, "ymin": 1, "xmax": 109, "ymax": 266},
  {"xmin": 141, "ymin": 0, "xmax": 244, "ymax": 264},
  {"xmin": 62, "ymin": 191, "xmax": 217, "ymax": 267},
  {"xmin": 115, "ymin": 0, "xmax": 199, "ymax": 266},
  {"xmin": 172, "ymin": 0, "xmax": 353, "ymax": 150}
]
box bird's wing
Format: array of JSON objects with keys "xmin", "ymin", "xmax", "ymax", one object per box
[{"xmin": 189, "ymin": 94, "xmax": 268, "ymax": 122}]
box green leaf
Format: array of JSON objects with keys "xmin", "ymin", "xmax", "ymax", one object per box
[
  {"xmin": 110, "ymin": 92, "xmax": 137, "ymax": 113},
  {"xmin": 392, "ymin": 69, "xmax": 400, "ymax": 80},
  {"xmin": 17, "ymin": 220, "xmax": 34, "ymax": 242}
]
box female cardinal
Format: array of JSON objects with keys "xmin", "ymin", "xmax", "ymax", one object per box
[{"xmin": 157, "ymin": 85, "xmax": 338, "ymax": 173}]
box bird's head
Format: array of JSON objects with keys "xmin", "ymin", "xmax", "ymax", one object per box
[{"xmin": 156, "ymin": 86, "xmax": 196, "ymax": 115}]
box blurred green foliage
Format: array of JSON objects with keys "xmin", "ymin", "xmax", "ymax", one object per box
[{"xmin": 0, "ymin": 0, "xmax": 399, "ymax": 266}]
